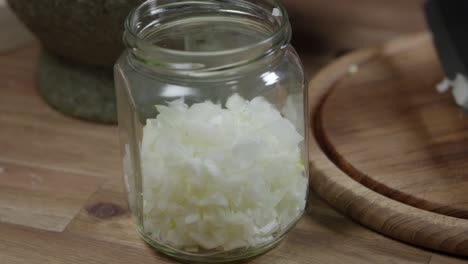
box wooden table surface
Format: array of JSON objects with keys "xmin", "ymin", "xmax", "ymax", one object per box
[{"xmin": 0, "ymin": 41, "xmax": 467, "ymax": 264}]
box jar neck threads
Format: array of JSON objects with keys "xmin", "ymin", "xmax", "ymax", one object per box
[{"xmin": 124, "ymin": 0, "xmax": 291, "ymax": 77}]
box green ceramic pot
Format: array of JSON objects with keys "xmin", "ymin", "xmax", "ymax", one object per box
[{"xmin": 8, "ymin": 0, "xmax": 145, "ymax": 123}]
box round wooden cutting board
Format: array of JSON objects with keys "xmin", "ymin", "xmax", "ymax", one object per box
[{"xmin": 308, "ymin": 33, "xmax": 468, "ymax": 256}]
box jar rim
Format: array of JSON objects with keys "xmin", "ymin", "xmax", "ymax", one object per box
[{"xmin": 123, "ymin": 0, "xmax": 291, "ymax": 73}]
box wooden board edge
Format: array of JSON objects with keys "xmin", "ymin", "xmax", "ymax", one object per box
[{"xmin": 307, "ymin": 32, "xmax": 468, "ymax": 256}]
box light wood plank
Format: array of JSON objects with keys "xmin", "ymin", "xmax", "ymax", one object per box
[
  {"xmin": 0, "ymin": 223, "xmax": 174, "ymax": 264},
  {"xmin": 0, "ymin": 161, "xmax": 102, "ymax": 231}
]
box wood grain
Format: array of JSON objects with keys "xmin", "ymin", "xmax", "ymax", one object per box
[
  {"xmin": 0, "ymin": 161, "xmax": 102, "ymax": 231},
  {"xmin": 430, "ymin": 255, "xmax": 468, "ymax": 264},
  {"xmin": 309, "ymin": 32, "xmax": 468, "ymax": 256},
  {"xmin": 319, "ymin": 38, "xmax": 468, "ymax": 218},
  {"xmin": 65, "ymin": 183, "xmax": 141, "ymax": 248}
]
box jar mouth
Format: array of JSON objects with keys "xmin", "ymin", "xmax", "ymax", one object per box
[{"xmin": 124, "ymin": 0, "xmax": 290, "ymax": 74}]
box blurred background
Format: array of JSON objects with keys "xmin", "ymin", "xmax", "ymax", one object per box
[
  {"xmin": 2, "ymin": 0, "xmax": 427, "ymax": 69},
  {"xmin": 0, "ymin": 0, "xmax": 431, "ymax": 151},
  {"xmin": 282, "ymin": 0, "xmax": 426, "ymax": 73},
  {"xmin": 286, "ymin": 0, "xmax": 425, "ymax": 49},
  {"xmin": 0, "ymin": 0, "xmax": 434, "ymax": 136},
  {"xmin": 1, "ymin": 0, "xmax": 428, "ymax": 123}
]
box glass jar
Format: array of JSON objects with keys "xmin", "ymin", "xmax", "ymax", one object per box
[{"xmin": 114, "ymin": 0, "xmax": 308, "ymax": 262}]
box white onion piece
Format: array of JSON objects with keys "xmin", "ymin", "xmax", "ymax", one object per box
[
  {"xmin": 452, "ymin": 74, "xmax": 468, "ymax": 108},
  {"xmin": 436, "ymin": 74, "xmax": 468, "ymax": 109}
]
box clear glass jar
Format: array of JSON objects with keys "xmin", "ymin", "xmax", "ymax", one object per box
[{"xmin": 114, "ymin": 0, "xmax": 308, "ymax": 262}]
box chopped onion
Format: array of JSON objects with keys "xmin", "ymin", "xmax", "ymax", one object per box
[
  {"xmin": 138, "ymin": 93, "xmax": 307, "ymax": 250},
  {"xmin": 437, "ymin": 74, "xmax": 468, "ymax": 109}
]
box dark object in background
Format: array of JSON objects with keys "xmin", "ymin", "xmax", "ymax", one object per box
[
  {"xmin": 282, "ymin": 0, "xmax": 426, "ymax": 52},
  {"xmin": 8, "ymin": 0, "xmax": 143, "ymax": 66},
  {"xmin": 281, "ymin": 0, "xmax": 426, "ymax": 76},
  {"xmin": 426, "ymin": 0, "xmax": 468, "ymax": 109},
  {"xmin": 425, "ymin": 0, "xmax": 468, "ymax": 80},
  {"xmin": 8, "ymin": 0, "xmax": 144, "ymax": 123}
]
